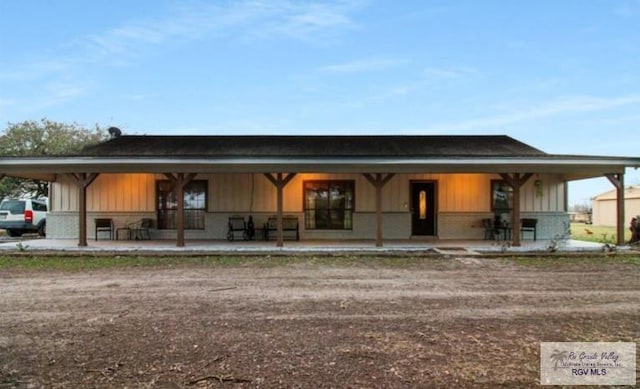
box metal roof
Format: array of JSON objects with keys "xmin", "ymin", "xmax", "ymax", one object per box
[
  {"xmin": 78, "ymin": 135, "xmax": 546, "ymax": 158},
  {"xmin": 1, "ymin": 135, "xmax": 639, "ymax": 182},
  {"xmin": 592, "ymin": 185, "xmax": 640, "ymax": 200}
]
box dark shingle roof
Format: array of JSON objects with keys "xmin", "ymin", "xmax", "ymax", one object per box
[{"xmin": 79, "ymin": 135, "xmax": 546, "ymax": 158}]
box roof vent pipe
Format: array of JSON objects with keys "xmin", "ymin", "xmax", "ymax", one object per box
[{"xmin": 108, "ymin": 127, "xmax": 122, "ymax": 138}]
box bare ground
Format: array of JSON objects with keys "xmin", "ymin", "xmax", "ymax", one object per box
[{"xmin": 1, "ymin": 256, "xmax": 639, "ymax": 388}]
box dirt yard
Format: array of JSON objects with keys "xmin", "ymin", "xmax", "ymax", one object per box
[{"xmin": 1, "ymin": 256, "xmax": 639, "ymax": 388}]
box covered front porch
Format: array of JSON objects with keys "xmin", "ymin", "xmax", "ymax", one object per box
[{"xmin": 43, "ymin": 170, "xmax": 610, "ymax": 249}]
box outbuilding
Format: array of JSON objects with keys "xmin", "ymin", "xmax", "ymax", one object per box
[{"xmin": 591, "ymin": 185, "xmax": 640, "ymax": 226}]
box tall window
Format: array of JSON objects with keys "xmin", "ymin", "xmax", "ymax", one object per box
[
  {"xmin": 156, "ymin": 180, "xmax": 207, "ymax": 229},
  {"xmin": 304, "ymin": 180, "xmax": 354, "ymax": 230}
]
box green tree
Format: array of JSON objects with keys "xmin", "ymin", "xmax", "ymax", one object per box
[{"xmin": 0, "ymin": 119, "xmax": 107, "ymax": 199}]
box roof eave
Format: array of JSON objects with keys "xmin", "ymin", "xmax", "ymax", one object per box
[{"xmin": 1, "ymin": 156, "xmax": 637, "ymax": 180}]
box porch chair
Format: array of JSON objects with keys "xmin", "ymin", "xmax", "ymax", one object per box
[
  {"xmin": 520, "ymin": 218, "xmax": 538, "ymax": 241},
  {"xmin": 482, "ymin": 218, "xmax": 495, "ymax": 240},
  {"xmin": 227, "ymin": 215, "xmax": 247, "ymax": 241},
  {"xmin": 131, "ymin": 218, "xmax": 153, "ymax": 240},
  {"xmin": 283, "ymin": 216, "xmax": 300, "ymax": 241},
  {"xmin": 95, "ymin": 218, "xmax": 113, "ymax": 240}
]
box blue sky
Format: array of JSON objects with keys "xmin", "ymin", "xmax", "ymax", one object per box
[{"xmin": 1, "ymin": 0, "xmax": 639, "ymax": 205}]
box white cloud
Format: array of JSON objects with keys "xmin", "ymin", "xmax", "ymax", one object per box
[
  {"xmin": 383, "ymin": 66, "xmax": 478, "ymax": 96},
  {"xmin": 39, "ymin": 82, "xmax": 88, "ymax": 108},
  {"xmin": 273, "ymin": 1, "xmax": 359, "ymax": 38},
  {"xmin": 78, "ymin": 0, "xmax": 362, "ymax": 63},
  {"xmin": 0, "ymin": 59, "xmax": 75, "ymax": 82},
  {"xmin": 422, "ymin": 66, "xmax": 476, "ymax": 79},
  {"xmin": 318, "ymin": 58, "xmax": 408, "ymax": 73},
  {"xmin": 0, "ymin": 1, "xmax": 365, "ymax": 112},
  {"xmin": 415, "ymin": 95, "xmax": 640, "ymax": 133},
  {"xmin": 3, "ymin": 1, "xmax": 363, "ymax": 78},
  {"xmin": 120, "ymin": 93, "xmax": 153, "ymax": 102}
]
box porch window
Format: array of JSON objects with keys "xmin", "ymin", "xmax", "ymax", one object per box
[
  {"xmin": 156, "ymin": 180, "xmax": 207, "ymax": 230},
  {"xmin": 304, "ymin": 180, "xmax": 354, "ymax": 230}
]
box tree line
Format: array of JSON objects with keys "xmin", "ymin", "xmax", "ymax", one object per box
[{"xmin": 0, "ymin": 119, "xmax": 108, "ymax": 200}]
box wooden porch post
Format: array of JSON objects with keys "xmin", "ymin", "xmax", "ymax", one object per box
[
  {"xmin": 500, "ymin": 173, "xmax": 533, "ymax": 247},
  {"xmin": 363, "ymin": 173, "xmax": 395, "ymax": 247},
  {"xmin": 66, "ymin": 173, "xmax": 99, "ymax": 247},
  {"xmin": 264, "ymin": 173, "xmax": 296, "ymax": 247},
  {"xmin": 606, "ymin": 173, "xmax": 625, "ymax": 245},
  {"xmin": 164, "ymin": 173, "xmax": 197, "ymax": 247}
]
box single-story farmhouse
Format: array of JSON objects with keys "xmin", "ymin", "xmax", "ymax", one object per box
[{"xmin": 1, "ymin": 135, "xmax": 638, "ymax": 247}]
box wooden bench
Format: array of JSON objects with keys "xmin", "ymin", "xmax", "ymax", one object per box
[{"xmin": 265, "ymin": 215, "xmax": 299, "ymax": 241}]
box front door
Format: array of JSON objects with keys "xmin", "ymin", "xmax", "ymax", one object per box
[{"xmin": 411, "ymin": 182, "xmax": 436, "ymax": 236}]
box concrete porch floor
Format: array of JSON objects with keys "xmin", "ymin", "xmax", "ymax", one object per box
[{"xmin": 0, "ymin": 237, "xmax": 607, "ymax": 254}]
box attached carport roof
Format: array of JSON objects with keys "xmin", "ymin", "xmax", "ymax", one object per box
[{"xmin": 1, "ymin": 135, "xmax": 639, "ymax": 181}]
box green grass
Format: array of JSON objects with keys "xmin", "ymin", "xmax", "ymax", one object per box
[
  {"xmin": 0, "ymin": 255, "xmax": 179, "ymax": 271},
  {"xmin": 0, "ymin": 254, "xmax": 442, "ymax": 271},
  {"xmin": 1, "ymin": 252, "xmax": 639, "ymax": 271},
  {"xmin": 570, "ymin": 222, "xmax": 631, "ymax": 243},
  {"xmin": 503, "ymin": 254, "xmax": 640, "ymax": 267}
]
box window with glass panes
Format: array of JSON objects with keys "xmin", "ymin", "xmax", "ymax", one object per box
[
  {"xmin": 156, "ymin": 180, "xmax": 207, "ymax": 229},
  {"xmin": 303, "ymin": 180, "xmax": 354, "ymax": 230}
]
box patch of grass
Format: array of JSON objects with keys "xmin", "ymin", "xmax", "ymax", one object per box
[
  {"xmin": 0, "ymin": 254, "xmax": 443, "ymax": 271},
  {"xmin": 1, "ymin": 252, "xmax": 637, "ymax": 272},
  {"xmin": 503, "ymin": 254, "xmax": 640, "ymax": 267},
  {"xmin": 570, "ymin": 223, "xmax": 631, "ymax": 243},
  {"xmin": 0, "ymin": 255, "xmax": 174, "ymax": 271},
  {"xmin": 0, "ymin": 255, "xmax": 294, "ymax": 271}
]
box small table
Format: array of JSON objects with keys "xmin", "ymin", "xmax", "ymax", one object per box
[
  {"xmin": 495, "ymin": 226, "xmax": 512, "ymax": 240},
  {"xmin": 116, "ymin": 227, "xmax": 131, "ymax": 240}
]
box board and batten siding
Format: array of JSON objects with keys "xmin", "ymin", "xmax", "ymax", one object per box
[
  {"xmin": 50, "ymin": 174, "xmax": 156, "ymax": 212},
  {"xmin": 51, "ymin": 172, "xmax": 566, "ymax": 213},
  {"xmin": 48, "ymin": 172, "xmax": 567, "ymax": 240}
]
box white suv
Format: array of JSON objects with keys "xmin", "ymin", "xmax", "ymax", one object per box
[{"xmin": 0, "ymin": 198, "xmax": 48, "ymax": 237}]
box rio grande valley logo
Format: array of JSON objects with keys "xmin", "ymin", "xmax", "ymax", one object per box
[{"xmin": 540, "ymin": 342, "xmax": 636, "ymax": 385}]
